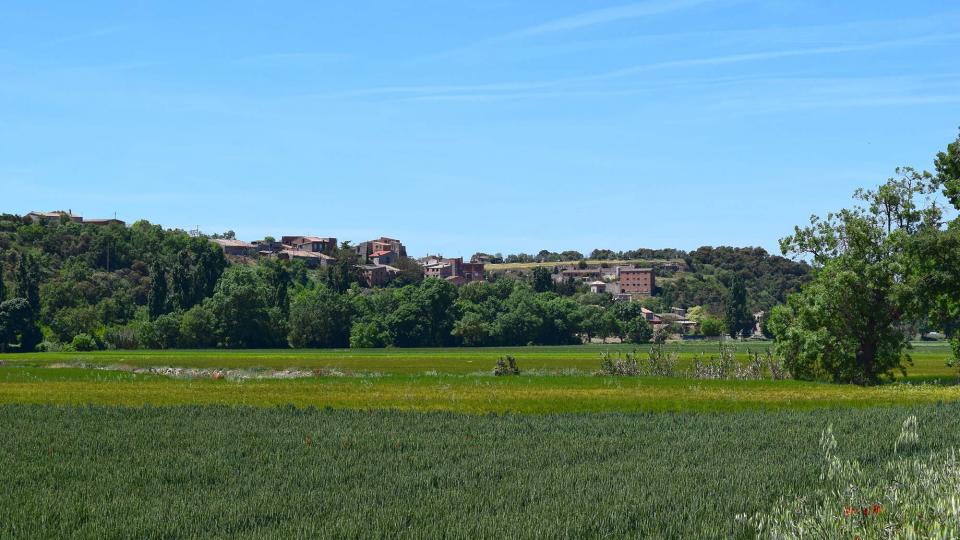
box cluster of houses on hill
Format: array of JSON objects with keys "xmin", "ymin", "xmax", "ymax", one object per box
[
  {"xmin": 26, "ymin": 210, "xmax": 125, "ymax": 227},
  {"xmin": 209, "ymin": 232, "xmax": 495, "ymax": 288},
  {"xmin": 553, "ymin": 265, "xmax": 656, "ymax": 300},
  {"xmin": 25, "ymin": 210, "xmax": 661, "ymax": 299},
  {"xmin": 209, "ymin": 235, "xmax": 411, "ymax": 287}
]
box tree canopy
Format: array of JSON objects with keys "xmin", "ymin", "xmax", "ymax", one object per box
[{"xmin": 770, "ymin": 134, "xmax": 960, "ymax": 385}]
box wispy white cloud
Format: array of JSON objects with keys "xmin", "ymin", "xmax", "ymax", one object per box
[
  {"xmin": 586, "ymin": 32, "xmax": 960, "ymax": 80},
  {"xmin": 410, "ymin": 0, "xmax": 724, "ymax": 64},
  {"xmin": 507, "ymin": 0, "xmax": 721, "ymax": 38},
  {"xmin": 345, "ymin": 33, "xmax": 960, "ymax": 102}
]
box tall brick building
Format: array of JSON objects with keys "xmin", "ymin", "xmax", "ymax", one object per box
[{"xmin": 617, "ymin": 267, "xmax": 655, "ymax": 296}]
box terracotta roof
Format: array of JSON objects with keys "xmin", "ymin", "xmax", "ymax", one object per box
[{"xmin": 371, "ymin": 250, "xmax": 392, "ymax": 257}]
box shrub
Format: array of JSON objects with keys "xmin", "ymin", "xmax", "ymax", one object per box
[
  {"xmin": 597, "ymin": 351, "xmax": 639, "ymax": 376},
  {"xmin": 699, "ymin": 316, "xmax": 724, "ymax": 337},
  {"xmin": 179, "ymin": 304, "xmax": 217, "ymax": 348},
  {"xmin": 103, "ymin": 326, "xmax": 139, "ymax": 350},
  {"xmin": 70, "ymin": 333, "xmax": 98, "ymax": 351},
  {"xmin": 493, "ymin": 355, "xmax": 520, "ymax": 376},
  {"xmin": 622, "ymin": 317, "xmax": 653, "ymax": 344}
]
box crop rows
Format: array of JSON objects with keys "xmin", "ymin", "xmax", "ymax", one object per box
[{"xmin": 3, "ymin": 404, "xmax": 960, "ymax": 538}]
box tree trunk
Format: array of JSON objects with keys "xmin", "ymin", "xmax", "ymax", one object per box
[{"xmin": 857, "ymin": 317, "xmax": 879, "ymax": 385}]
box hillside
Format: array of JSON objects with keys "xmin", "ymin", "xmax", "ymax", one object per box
[{"xmin": 487, "ymin": 246, "xmax": 810, "ymax": 314}]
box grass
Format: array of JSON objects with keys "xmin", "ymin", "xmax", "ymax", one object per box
[
  {"xmin": 1, "ymin": 340, "xmax": 955, "ymax": 378},
  {"xmin": 3, "ymin": 403, "xmax": 960, "ymax": 538},
  {"xmin": 2, "ymin": 367, "xmax": 960, "ymax": 413},
  {"xmin": 0, "ymin": 341, "xmax": 956, "ymax": 413}
]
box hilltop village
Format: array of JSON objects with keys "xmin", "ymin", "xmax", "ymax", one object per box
[{"xmin": 19, "ymin": 210, "xmax": 715, "ymax": 339}]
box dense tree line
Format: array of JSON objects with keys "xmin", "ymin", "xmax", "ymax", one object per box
[
  {"xmin": 656, "ymin": 246, "xmax": 810, "ymax": 315},
  {"xmin": 0, "ymin": 217, "xmax": 230, "ymax": 351},
  {"xmin": 588, "ymin": 248, "xmax": 687, "ymax": 260},
  {"xmin": 0, "ymin": 216, "xmax": 660, "ymax": 350}
]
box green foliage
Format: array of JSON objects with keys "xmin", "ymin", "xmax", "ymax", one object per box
[
  {"xmin": 102, "ymin": 325, "xmax": 139, "ymax": 350},
  {"xmin": 148, "ymin": 260, "xmax": 168, "ymax": 320},
  {"xmin": 206, "ymin": 266, "xmax": 285, "ymax": 348},
  {"xmin": 724, "ymin": 275, "xmax": 753, "ymax": 338},
  {"xmin": 323, "ymin": 242, "xmax": 362, "ymax": 293},
  {"xmin": 70, "ymin": 332, "xmax": 98, "ymax": 351},
  {"xmin": 15, "ymin": 252, "xmax": 41, "ymax": 313},
  {"xmin": 178, "ymin": 304, "xmax": 217, "ymax": 348},
  {"xmin": 699, "ymin": 316, "xmax": 724, "ymax": 337},
  {"xmin": 288, "ymin": 285, "xmax": 352, "ymax": 348},
  {"xmin": 661, "ymin": 246, "xmax": 810, "ymax": 314},
  {"xmin": 0, "ymin": 298, "xmax": 41, "ymax": 352},
  {"xmin": 774, "ymin": 166, "xmax": 940, "ymax": 384},
  {"xmin": 936, "ymin": 128, "xmax": 960, "ymax": 211},
  {"xmin": 622, "ymin": 317, "xmax": 653, "ymax": 344},
  {"xmin": 0, "ymin": 217, "xmax": 226, "ymax": 348},
  {"xmin": 492, "ymin": 355, "xmax": 520, "ymax": 375},
  {"xmin": 530, "ymin": 266, "xmax": 553, "ymax": 293}
]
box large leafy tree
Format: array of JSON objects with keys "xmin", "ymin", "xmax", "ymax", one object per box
[
  {"xmin": 288, "ymin": 285, "xmax": 353, "ymax": 348},
  {"xmin": 530, "ymin": 266, "xmax": 553, "ymax": 293},
  {"xmin": 915, "ymin": 130, "xmax": 960, "ymax": 361},
  {"xmin": 0, "ymin": 298, "xmax": 38, "ymax": 352},
  {"xmin": 770, "ymin": 166, "xmax": 944, "ymax": 384},
  {"xmin": 206, "ymin": 266, "xmax": 285, "ymax": 348}
]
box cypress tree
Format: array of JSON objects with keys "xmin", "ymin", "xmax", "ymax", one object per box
[
  {"xmin": 148, "ymin": 261, "xmax": 168, "ymax": 320},
  {"xmin": 724, "ymin": 275, "xmax": 753, "ymax": 339},
  {"xmin": 13, "ymin": 252, "xmax": 42, "ymax": 351},
  {"xmin": 15, "ymin": 252, "xmax": 40, "ymax": 313}
]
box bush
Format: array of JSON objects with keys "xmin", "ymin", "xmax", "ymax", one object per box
[
  {"xmin": 622, "ymin": 317, "xmax": 653, "ymax": 344},
  {"xmin": 70, "ymin": 333, "xmax": 98, "ymax": 351},
  {"xmin": 493, "ymin": 355, "xmax": 520, "ymax": 376},
  {"xmin": 699, "ymin": 317, "xmax": 724, "ymax": 337},
  {"xmin": 103, "ymin": 326, "xmax": 139, "ymax": 350},
  {"xmin": 179, "ymin": 304, "xmax": 217, "ymax": 348},
  {"xmin": 597, "ymin": 351, "xmax": 639, "ymax": 376},
  {"xmin": 349, "ymin": 321, "xmax": 389, "ymax": 349}
]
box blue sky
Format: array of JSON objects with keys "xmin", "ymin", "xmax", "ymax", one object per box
[{"xmin": 2, "ymin": 1, "xmax": 959, "ymax": 257}]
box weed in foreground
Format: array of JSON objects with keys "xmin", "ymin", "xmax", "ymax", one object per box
[{"xmin": 742, "ymin": 415, "xmax": 960, "ymax": 538}]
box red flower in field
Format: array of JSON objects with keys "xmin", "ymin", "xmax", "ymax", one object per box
[
  {"xmin": 844, "ymin": 507, "xmax": 855, "ymax": 517},
  {"xmin": 872, "ymin": 504, "xmax": 882, "ymax": 515},
  {"xmin": 862, "ymin": 507, "xmax": 869, "ymax": 517}
]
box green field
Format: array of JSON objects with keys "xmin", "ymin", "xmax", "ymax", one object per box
[
  {"xmin": 1, "ymin": 341, "xmax": 956, "ymax": 413},
  {"xmin": 3, "ymin": 367, "xmax": 960, "ymax": 413},
  {"xmin": 2, "ymin": 403, "xmax": 958, "ymax": 539},
  {"xmin": 2, "ymin": 343, "xmax": 959, "ymax": 537},
  {"xmin": 2, "ymin": 340, "xmax": 954, "ymax": 376}
]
